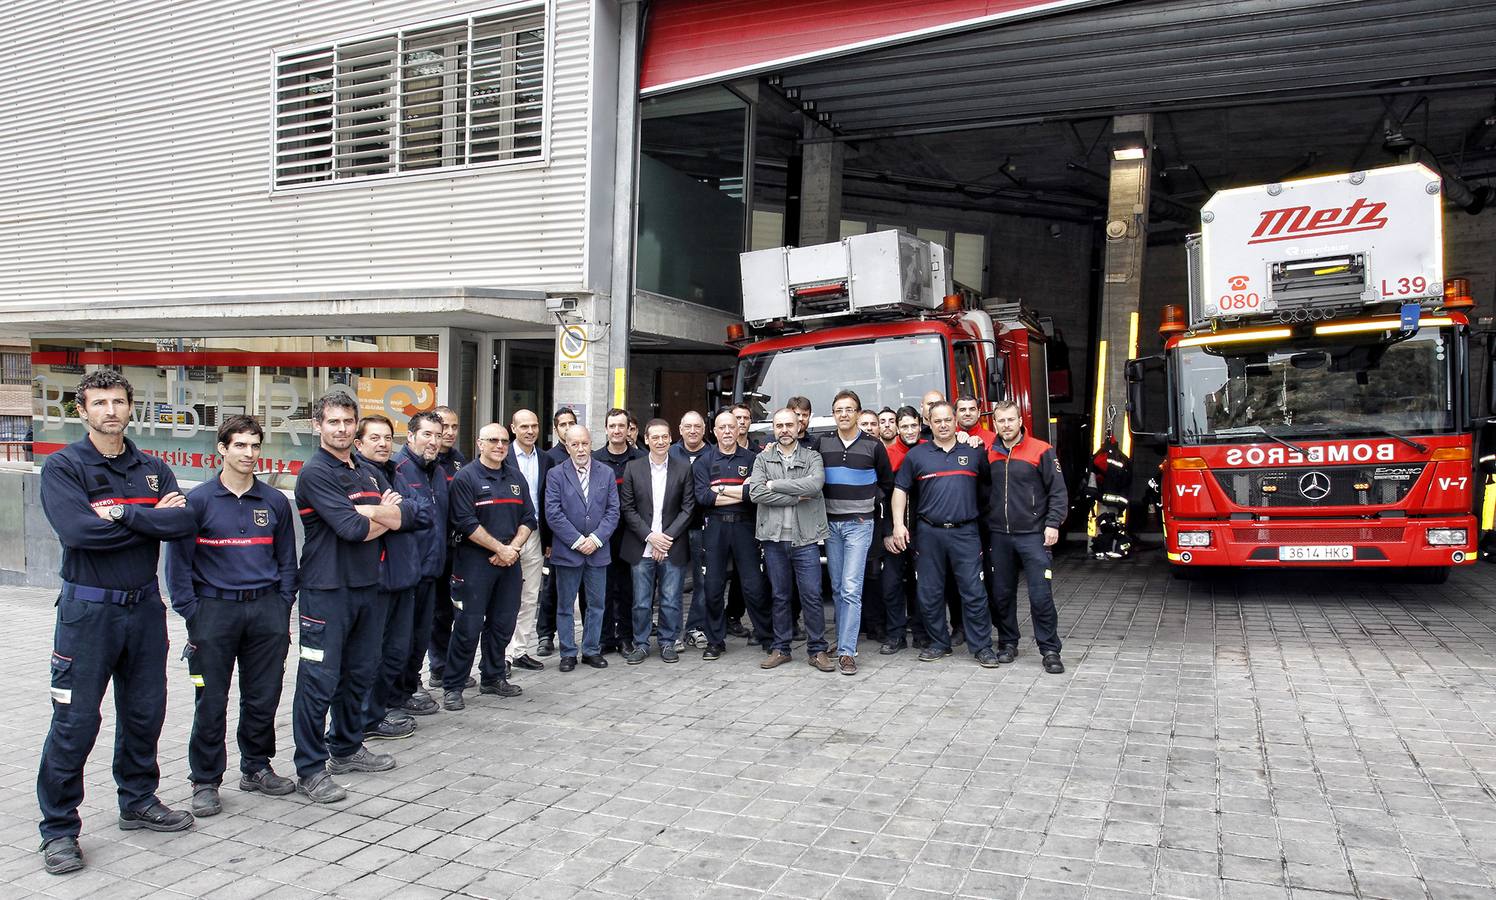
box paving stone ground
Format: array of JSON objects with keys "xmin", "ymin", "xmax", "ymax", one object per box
[{"xmin": 2, "ymin": 553, "xmax": 1495, "ymax": 899}]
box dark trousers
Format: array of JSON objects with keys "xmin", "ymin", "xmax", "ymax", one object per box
[
  {"xmin": 292, "ymin": 586, "xmax": 387, "ymax": 778},
  {"xmin": 183, "ymin": 595, "xmax": 291, "ymax": 785},
  {"xmin": 397, "ymin": 578, "xmax": 436, "ymax": 699},
  {"xmin": 445, "ymin": 556, "xmax": 521, "ymax": 690},
  {"xmin": 537, "ymin": 561, "xmax": 557, "ymax": 641},
  {"xmin": 684, "ymin": 527, "xmax": 706, "ymax": 633},
  {"xmin": 989, "ymin": 531, "xmax": 1062, "ymax": 654},
  {"xmin": 602, "ymin": 556, "xmax": 632, "ymax": 651},
  {"xmin": 427, "ymin": 557, "xmax": 455, "ymax": 680},
  {"xmin": 364, "ymin": 587, "xmax": 415, "ymax": 731},
  {"xmin": 762, "ymin": 541, "xmax": 827, "ymax": 656},
  {"xmin": 861, "ymin": 545, "xmax": 886, "ymax": 640},
  {"xmin": 701, "ymin": 517, "xmax": 771, "ymax": 649},
  {"xmin": 39, "ymin": 589, "xmax": 168, "ymax": 841},
  {"xmin": 880, "ymin": 548, "xmax": 913, "ymax": 643},
  {"xmin": 914, "ymin": 524, "xmax": 994, "ymax": 654}
]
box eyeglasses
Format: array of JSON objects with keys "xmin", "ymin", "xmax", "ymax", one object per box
[{"xmin": 478, "ymin": 438, "xmax": 510, "ymax": 445}]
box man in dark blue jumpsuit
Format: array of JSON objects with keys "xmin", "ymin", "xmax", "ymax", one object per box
[
  {"xmin": 890, "ymin": 401, "xmax": 1000, "ymax": 667},
  {"xmin": 292, "ymin": 392, "xmax": 416, "ymax": 803},
  {"xmin": 394, "ymin": 411, "xmax": 448, "ymax": 716},
  {"xmin": 37, "ymin": 370, "xmax": 197, "ymax": 875},
  {"xmin": 165, "ymin": 414, "xmax": 298, "ymax": 820},
  {"xmin": 426, "ymin": 405, "xmax": 469, "ymax": 688},
  {"xmin": 443, "ymin": 423, "xmax": 536, "ymax": 709},
  {"xmin": 593, "ymin": 408, "xmax": 642, "ymax": 654},
  {"xmin": 354, "ymin": 414, "xmax": 432, "ymax": 742},
  {"xmin": 692, "ymin": 410, "xmax": 772, "ymax": 660}
]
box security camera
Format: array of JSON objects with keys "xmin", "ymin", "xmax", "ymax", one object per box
[{"xmin": 545, "ymin": 296, "xmax": 579, "ymax": 313}]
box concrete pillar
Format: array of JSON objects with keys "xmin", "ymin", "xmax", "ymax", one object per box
[
  {"xmin": 798, "ymin": 123, "xmax": 844, "ymax": 245},
  {"xmin": 1094, "ymin": 114, "xmax": 1152, "ymax": 457},
  {"xmin": 551, "ymin": 295, "xmax": 614, "ymax": 435}
]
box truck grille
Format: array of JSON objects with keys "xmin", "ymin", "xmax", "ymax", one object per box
[
  {"xmin": 1211, "ymin": 464, "xmax": 1424, "ymax": 508},
  {"xmin": 1231, "ymin": 526, "xmax": 1405, "ymax": 544}
]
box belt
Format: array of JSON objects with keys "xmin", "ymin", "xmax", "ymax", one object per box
[
  {"xmin": 708, "ymin": 511, "xmax": 746, "ymax": 523},
  {"xmin": 919, "ymin": 516, "xmax": 976, "ymax": 529},
  {"xmin": 195, "ymin": 584, "xmax": 271, "ymax": 601},
  {"xmin": 61, "ymin": 580, "xmax": 159, "ymax": 607}
]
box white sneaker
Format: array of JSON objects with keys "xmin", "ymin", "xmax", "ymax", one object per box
[
  {"xmin": 673, "ymin": 638, "xmax": 686, "ymax": 652},
  {"xmin": 684, "ymin": 629, "xmax": 707, "ymax": 648}
]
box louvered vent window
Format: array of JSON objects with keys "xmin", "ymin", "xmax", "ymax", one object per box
[{"xmin": 274, "ymin": 6, "xmax": 546, "ymax": 189}]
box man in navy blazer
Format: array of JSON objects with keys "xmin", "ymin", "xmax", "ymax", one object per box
[{"xmin": 544, "ymin": 424, "xmax": 619, "ymax": 671}]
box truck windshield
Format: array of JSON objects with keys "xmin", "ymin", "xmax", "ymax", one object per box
[
  {"xmin": 1175, "ymin": 327, "xmax": 1456, "ymax": 444},
  {"xmin": 737, "ymin": 334, "xmax": 945, "ymax": 423}
]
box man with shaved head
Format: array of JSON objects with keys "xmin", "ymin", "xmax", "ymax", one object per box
[
  {"xmin": 692, "ymin": 410, "xmax": 771, "ymax": 659},
  {"xmin": 544, "ymin": 425, "xmax": 619, "ymax": 671},
  {"xmin": 442, "ymin": 424, "xmax": 534, "ymax": 709},
  {"xmin": 505, "ymin": 409, "xmax": 551, "ymax": 675},
  {"xmin": 671, "ymin": 411, "xmax": 710, "ymax": 649}
]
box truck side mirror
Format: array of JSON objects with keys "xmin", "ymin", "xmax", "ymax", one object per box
[
  {"xmin": 706, "ymin": 374, "xmax": 724, "ymax": 409},
  {"xmin": 1125, "ymin": 355, "xmax": 1170, "ymax": 445},
  {"xmin": 987, "ymin": 356, "xmax": 1008, "ymax": 402}
]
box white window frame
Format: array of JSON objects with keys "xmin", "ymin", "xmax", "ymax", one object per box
[{"xmin": 268, "ymin": 0, "xmax": 553, "ymax": 193}]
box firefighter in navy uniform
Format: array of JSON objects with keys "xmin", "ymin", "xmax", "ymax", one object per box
[
  {"xmin": 37, "ymin": 371, "xmax": 197, "ymax": 876},
  {"xmin": 442, "ymin": 423, "xmax": 536, "ymax": 709},
  {"xmin": 889, "ymin": 401, "xmax": 1001, "ymax": 667},
  {"xmin": 165, "ymin": 414, "xmax": 298, "ymax": 820},
  {"xmin": 692, "ymin": 410, "xmax": 773, "ymax": 659},
  {"xmin": 393, "ymin": 411, "xmax": 448, "ymax": 717},
  {"xmin": 987, "ymin": 400, "xmax": 1069, "ymax": 674},
  {"xmin": 427, "ymin": 405, "xmax": 469, "ymax": 690},
  {"xmin": 292, "ymin": 392, "xmax": 416, "ymax": 804},
  {"xmin": 353, "ymin": 415, "xmax": 432, "ymax": 743}
]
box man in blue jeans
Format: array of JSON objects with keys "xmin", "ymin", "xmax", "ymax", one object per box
[
  {"xmin": 543, "ymin": 424, "xmax": 619, "ymax": 672},
  {"xmin": 749, "ymin": 409, "xmax": 834, "ymax": 672},
  {"xmin": 986, "ymin": 400, "xmax": 1069, "ymax": 674},
  {"xmin": 620, "ymin": 419, "xmax": 696, "ymax": 664},
  {"xmin": 816, "ymin": 390, "xmax": 892, "ymax": 675}
]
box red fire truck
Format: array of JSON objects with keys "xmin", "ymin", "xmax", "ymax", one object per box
[
  {"xmin": 1126, "ymin": 164, "xmax": 1479, "ymax": 580},
  {"xmin": 728, "ymin": 231, "xmax": 1053, "ymax": 444}
]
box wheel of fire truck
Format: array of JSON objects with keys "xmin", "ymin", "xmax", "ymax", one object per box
[{"xmin": 1405, "ymin": 566, "xmax": 1451, "ymax": 585}]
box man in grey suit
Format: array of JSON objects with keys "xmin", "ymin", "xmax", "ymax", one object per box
[
  {"xmin": 619, "ymin": 419, "xmax": 697, "ymax": 665},
  {"xmin": 543, "ymin": 425, "xmax": 619, "ymax": 672}
]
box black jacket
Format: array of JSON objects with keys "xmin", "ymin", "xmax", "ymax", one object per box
[
  {"xmin": 986, "ymin": 431, "xmax": 1068, "ymax": 534},
  {"xmin": 618, "ymin": 454, "xmax": 697, "ymax": 566}
]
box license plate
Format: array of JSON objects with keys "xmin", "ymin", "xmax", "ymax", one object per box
[{"xmin": 1277, "ymin": 545, "xmax": 1353, "ymax": 561}]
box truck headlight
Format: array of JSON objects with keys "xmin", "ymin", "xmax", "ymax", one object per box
[
  {"xmin": 1177, "ymin": 531, "xmax": 1212, "ymax": 547},
  {"xmin": 1426, "ymin": 528, "xmax": 1467, "ymax": 546}
]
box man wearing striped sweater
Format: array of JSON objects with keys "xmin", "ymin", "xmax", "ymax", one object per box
[{"xmin": 817, "ymin": 390, "xmax": 893, "ymax": 675}]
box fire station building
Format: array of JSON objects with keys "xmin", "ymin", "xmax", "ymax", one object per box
[{"xmin": 3, "ymin": 0, "xmax": 1496, "ymax": 583}]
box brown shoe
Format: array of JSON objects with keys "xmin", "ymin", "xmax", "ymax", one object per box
[
  {"xmin": 809, "ymin": 651, "xmax": 835, "ymax": 672},
  {"xmin": 760, "ymin": 651, "xmax": 791, "ymax": 669},
  {"xmin": 838, "ymin": 655, "xmax": 857, "ymax": 675}
]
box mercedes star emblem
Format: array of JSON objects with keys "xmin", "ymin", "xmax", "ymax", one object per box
[{"xmin": 1298, "ymin": 470, "xmax": 1331, "ymax": 501}]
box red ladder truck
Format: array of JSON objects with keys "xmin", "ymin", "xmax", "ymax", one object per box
[
  {"xmin": 727, "ymin": 230, "xmax": 1053, "ymax": 446},
  {"xmin": 1126, "ymin": 164, "xmax": 1479, "ymax": 581}
]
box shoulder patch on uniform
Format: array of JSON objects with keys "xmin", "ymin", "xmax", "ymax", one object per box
[
  {"xmin": 957, "ymin": 455, "xmax": 969, "ymax": 466},
  {"xmin": 738, "ymin": 465, "xmax": 748, "ymax": 477},
  {"xmin": 145, "ymin": 474, "xmax": 160, "ymax": 492},
  {"xmin": 253, "ymin": 509, "xmax": 269, "ymax": 527},
  {"xmin": 511, "ymin": 483, "xmax": 522, "ymax": 495}
]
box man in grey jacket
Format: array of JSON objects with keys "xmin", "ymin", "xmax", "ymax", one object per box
[{"xmin": 748, "ymin": 408, "xmax": 833, "ymax": 672}]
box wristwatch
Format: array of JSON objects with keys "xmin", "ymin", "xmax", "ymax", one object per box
[{"xmin": 109, "ymin": 505, "xmax": 126, "ymax": 521}]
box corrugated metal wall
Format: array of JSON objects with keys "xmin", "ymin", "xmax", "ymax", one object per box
[{"xmin": 1, "ymin": 0, "xmax": 595, "ymax": 312}]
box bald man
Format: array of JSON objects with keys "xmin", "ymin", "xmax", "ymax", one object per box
[{"xmin": 543, "ymin": 425, "xmax": 619, "ymax": 671}]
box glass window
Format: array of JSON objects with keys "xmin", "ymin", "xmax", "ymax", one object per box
[
  {"xmin": 736, "ymin": 334, "xmax": 945, "ymax": 435},
  {"xmin": 953, "ymin": 341, "xmax": 979, "ymax": 402},
  {"xmin": 1175, "ymin": 328, "xmax": 1456, "ymax": 444},
  {"xmin": 273, "ymin": 6, "xmax": 546, "ymax": 189},
  {"xmin": 31, "ymin": 335, "xmax": 441, "ymax": 489},
  {"xmin": 953, "ymin": 232, "xmax": 986, "ymax": 293},
  {"xmin": 636, "ymin": 86, "xmax": 748, "ymax": 312},
  {"xmin": 839, "ymin": 220, "xmax": 868, "ymax": 238}
]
